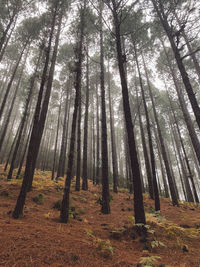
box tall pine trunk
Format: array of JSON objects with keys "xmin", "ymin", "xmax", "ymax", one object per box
[
  {"xmin": 136, "ymin": 87, "xmax": 154, "ymax": 199},
  {"xmin": 13, "ymin": 3, "xmax": 61, "ymax": 218},
  {"xmin": 76, "ymin": 99, "xmax": 82, "ymax": 191},
  {"xmin": 110, "ymin": 0, "xmax": 145, "ymax": 224},
  {"xmin": 0, "ymin": 43, "xmax": 27, "ymax": 122},
  {"xmin": 52, "ymin": 101, "xmax": 61, "ymax": 180},
  {"xmin": 108, "ymin": 61, "xmax": 118, "ymax": 193},
  {"xmin": 56, "ymin": 82, "xmax": 71, "ymax": 179},
  {"xmin": 60, "ymin": 1, "xmax": 86, "ymax": 222},
  {"xmin": 82, "ymin": 49, "xmax": 90, "ymax": 190},
  {"xmin": 7, "ymin": 49, "xmax": 41, "ymax": 180},
  {"xmin": 99, "ymin": 1, "xmax": 110, "ymax": 214},
  {"xmin": 0, "ymin": 47, "xmax": 29, "ymax": 153},
  {"xmin": 162, "ymin": 42, "xmax": 200, "ymax": 168},
  {"xmin": 143, "ymin": 58, "xmax": 178, "ymax": 206},
  {"xmin": 152, "ymin": 0, "xmax": 200, "ymax": 130}
]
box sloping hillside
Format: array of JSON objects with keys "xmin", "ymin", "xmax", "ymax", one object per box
[{"xmin": 0, "ymin": 168, "xmax": 200, "ymax": 267}]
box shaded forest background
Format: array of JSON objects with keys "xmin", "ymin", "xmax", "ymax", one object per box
[{"xmin": 0, "ymin": 0, "xmax": 200, "ymax": 225}]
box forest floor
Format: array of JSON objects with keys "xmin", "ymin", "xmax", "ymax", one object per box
[{"xmin": 0, "ymin": 166, "xmax": 200, "ymax": 267}]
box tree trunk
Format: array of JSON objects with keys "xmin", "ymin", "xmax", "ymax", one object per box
[
  {"xmin": 96, "ymin": 77, "xmax": 101, "ymax": 185},
  {"xmin": 139, "ymin": 52, "xmax": 160, "ymax": 210},
  {"xmin": 75, "ymin": 98, "xmax": 82, "ymax": 191},
  {"xmin": 0, "ymin": 112, "xmax": 17, "ymax": 165},
  {"xmin": 7, "ymin": 49, "xmax": 41, "ymax": 180},
  {"xmin": 92, "ymin": 93, "xmax": 96, "ymax": 184},
  {"xmin": 162, "ymin": 43, "xmax": 200, "ymax": 168},
  {"xmin": 3, "ymin": 120, "xmax": 21, "ymax": 171},
  {"xmin": 168, "ymin": 118, "xmax": 188, "ymax": 201},
  {"xmin": 0, "ymin": 43, "xmax": 27, "ymax": 122},
  {"xmin": 13, "ymin": 3, "xmax": 60, "ymax": 218},
  {"xmin": 110, "ymin": 0, "xmax": 145, "ymax": 223},
  {"xmin": 167, "ymin": 92, "xmax": 194, "ymax": 202},
  {"xmin": 174, "ymin": 13, "xmax": 200, "ymax": 84},
  {"xmin": 107, "ymin": 61, "xmax": 118, "ymax": 193},
  {"xmin": 152, "ymin": 0, "xmax": 200, "ymax": 130},
  {"xmin": 52, "ymin": 101, "xmax": 61, "ymax": 180},
  {"xmin": 0, "ymin": 19, "xmax": 16, "ymax": 63},
  {"xmin": 56, "ymin": 82, "xmax": 71, "ymax": 179},
  {"xmin": 136, "ymin": 87, "xmax": 154, "ymax": 199},
  {"xmin": 0, "ymin": 47, "xmax": 29, "ymax": 153},
  {"xmin": 151, "ymin": 117, "xmax": 170, "ymax": 198},
  {"xmin": 82, "ymin": 49, "xmax": 90, "ymax": 190},
  {"xmin": 99, "ymin": 1, "xmax": 110, "ymax": 214},
  {"xmin": 16, "ymin": 121, "xmax": 33, "ymax": 179},
  {"xmin": 0, "ymin": 13, "xmax": 16, "ymax": 54},
  {"xmin": 60, "ymin": 1, "xmax": 86, "ymax": 223},
  {"xmin": 143, "ymin": 58, "xmax": 178, "ymax": 206}
]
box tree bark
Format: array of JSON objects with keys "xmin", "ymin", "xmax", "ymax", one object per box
[
  {"xmin": 107, "ymin": 61, "xmax": 118, "ymax": 193},
  {"xmin": 56, "ymin": 82, "xmax": 71, "ymax": 179},
  {"xmin": 109, "ymin": 0, "xmax": 145, "ymax": 223},
  {"xmin": 60, "ymin": 1, "xmax": 86, "ymax": 222},
  {"xmin": 136, "ymin": 89, "xmax": 154, "ymax": 199},
  {"xmin": 0, "ymin": 43, "xmax": 27, "ymax": 122},
  {"xmin": 143, "ymin": 58, "xmax": 178, "ymax": 206},
  {"xmin": 152, "ymin": 0, "xmax": 200, "ymax": 130},
  {"xmin": 75, "ymin": 98, "xmax": 82, "ymax": 191},
  {"xmin": 0, "ymin": 47, "xmax": 29, "ymax": 153},
  {"xmin": 99, "ymin": 1, "xmax": 110, "ymax": 214},
  {"xmin": 7, "ymin": 49, "xmax": 41, "ymax": 180},
  {"xmin": 82, "ymin": 48, "xmax": 90, "ymax": 190},
  {"xmin": 162, "ymin": 43, "xmax": 200, "ymax": 169},
  {"xmin": 13, "ymin": 3, "xmax": 61, "ymax": 218},
  {"xmin": 52, "ymin": 100, "xmax": 61, "ymax": 180}
]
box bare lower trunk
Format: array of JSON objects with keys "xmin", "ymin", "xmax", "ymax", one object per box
[{"xmin": 110, "ymin": 0, "xmax": 145, "ymax": 223}]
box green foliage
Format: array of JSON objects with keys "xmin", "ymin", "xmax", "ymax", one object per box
[
  {"xmin": 84, "ymin": 228, "xmax": 114, "ymax": 257},
  {"xmin": 147, "ymin": 209, "xmax": 166, "ymax": 223},
  {"xmin": 110, "ymin": 227, "xmax": 126, "ymax": 240},
  {"xmin": 151, "ymin": 240, "xmax": 166, "ymax": 248},
  {"xmin": 53, "ymin": 199, "xmax": 62, "ymax": 210},
  {"xmin": 139, "ymin": 255, "xmax": 161, "ymax": 267},
  {"xmin": 32, "ymin": 193, "xmax": 46, "ymax": 204},
  {"xmin": 85, "ymin": 228, "xmax": 94, "ymax": 237},
  {"xmin": 16, "ymin": 16, "xmax": 44, "ymax": 44},
  {"xmin": 57, "ymin": 43, "xmax": 74, "ymax": 64},
  {"xmin": 95, "ymin": 238, "xmax": 115, "ymax": 256},
  {"xmin": 78, "ymin": 208, "xmax": 86, "ymax": 215},
  {"xmin": 44, "ymin": 212, "xmax": 52, "ymax": 219},
  {"xmin": 69, "ymin": 205, "xmax": 79, "ymax": 219},
  {"xmin": 78, "ymin": 196, "xmax": 87, "ymax": 203},
  {"xmin": 128, "ymin": 215, "xmax": 135, "ymax": 225}
]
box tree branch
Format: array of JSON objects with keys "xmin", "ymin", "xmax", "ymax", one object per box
[{"xmin": 181, "ymin": 46, "xmax": 200, "ymax": 60}]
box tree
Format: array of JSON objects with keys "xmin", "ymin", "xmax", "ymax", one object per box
[
  {"xmin": 60, "ymin": 0, "xmax": 86, "ymax": 223},
  {"xmin": 99, "ymin": 0, "xmax": 110, "ymax": 214},
  {"xmin": 13, "ymin": 0, "xmax": 65, "ymax": 218},
  {"xmin": 105, "ymin": 0, "xmax": 146, "ymax": 224},
  {"xmin": 107, "ymin": 64, "xmax": 118, "ymax": 193},
  {"xmin": 151, "ymin": 0, "xmax": 200, "ymax": 131}
]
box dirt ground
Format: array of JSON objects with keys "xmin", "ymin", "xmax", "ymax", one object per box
[{"xmin": 0, "ymin": 167, "xmax": 200, "ymax": 267}]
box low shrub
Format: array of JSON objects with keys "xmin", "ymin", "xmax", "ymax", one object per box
[{"xmin": 32, "ymin": 193, "xmax": 45, "ymax": 204}]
